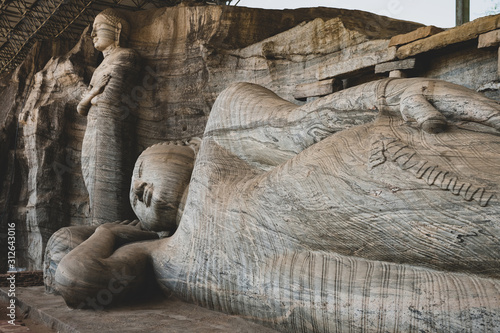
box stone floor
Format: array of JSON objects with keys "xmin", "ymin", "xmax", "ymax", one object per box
[
  {"xmin": 0, "ymin": 321, "xmax": 32, "ymax": 333},
  {"xmin": 0, "ymin": 286, "xmax": 278, "ymax": 333}
]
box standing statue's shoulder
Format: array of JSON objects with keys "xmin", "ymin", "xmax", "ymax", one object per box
[{"xmin": 112, "ymin": 47, "xmax": 141, "ymax": 65}]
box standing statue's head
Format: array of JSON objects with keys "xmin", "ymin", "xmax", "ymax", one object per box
[
  {"xmin": 91, "ymin": 8, "xmax": 130, "ymax": 52},
  {"xmin": 130, "ymin": 139, "xmax": 200, "ymax": 232}
]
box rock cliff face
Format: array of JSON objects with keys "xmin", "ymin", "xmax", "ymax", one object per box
[
  {"xmin": 0, "ymin": 38, "xmax": 93, "ymax": 271},
  {"xmin": 0, "ymin": 3, "xmax": 445, "ymax": 270}
]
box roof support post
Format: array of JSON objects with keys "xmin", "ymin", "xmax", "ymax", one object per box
[{"xmin": 456, "ymin": 0, "xmax": 470, "ymax": 26}]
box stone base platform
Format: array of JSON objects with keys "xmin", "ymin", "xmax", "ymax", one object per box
[{"xmin": 0, "ymin": 287, "xmax": 278, "ymax": 333}]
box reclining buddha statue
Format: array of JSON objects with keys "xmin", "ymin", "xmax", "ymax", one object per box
[{"xmin": 45, "ymin": 75, "xmax": 500, "ymax": 332}]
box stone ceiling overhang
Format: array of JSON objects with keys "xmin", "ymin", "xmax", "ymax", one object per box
[{"xmin": 0, "ymin": 0, "xmax": 228, "ymax": 73}]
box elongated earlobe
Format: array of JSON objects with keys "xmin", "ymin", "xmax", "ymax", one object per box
[{"xmin": 115, "ymin": 22, "xmax": 122, "ymax": 47}]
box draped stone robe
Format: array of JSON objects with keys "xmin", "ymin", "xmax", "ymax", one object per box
[
  {"xmin": 81, "ymin": 47, "xmax": 140, "ymax": 224},
  {"xmin": 50, "ymin": 80, "xmax": 500, "ymax": 332},
  {"xmin": 152, "ymin": 82, "xmax": 500, "ymax": 332}
]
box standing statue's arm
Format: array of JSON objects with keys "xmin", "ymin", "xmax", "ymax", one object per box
[
  {"xmin": 78, "ymin": 50, "xmax": 140, "ymax": 117},
  {"xmin": 76, "ymin": 73, "xmax": 111, "ymax": 116}
]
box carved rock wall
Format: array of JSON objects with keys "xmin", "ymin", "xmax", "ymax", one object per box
[
  {"xmin": 0, "ymin": 38, "xmax": 91, "ymax": 271},
  {"xmin": 122, "ymin": 4, "xmax": 424, "ymax": 150},
  {"xmin": 5, "ymin": 3, "xmax": 498, "ymax": 271},
  {"xmin": 1, "ymin": 4, "xmax": 425, "ymax": 270}
]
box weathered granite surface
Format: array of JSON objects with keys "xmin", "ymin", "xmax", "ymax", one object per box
[
  {"xmin": 77, "ymin": 9, "xmax": 141, "ymax": 225},
  {"xmin": 0, "ymin": 286, "xmax": 279, "ymax": 333},
  {"xmin": 388, "ymin": 25, "xmax": 443, "ymax": 47},
  {"xmin": 52, "ymin": 77, "xmax": 500, "ymax": 332},
  {"xmin": 0, "ymin": 37, "xmax": 96, "ymax": 272},
  {"xmin": 0, "ymin": 3, "xmax": 424, "ymax": 270},
  {"xmin": 396, "ymin": 14, "xmax": 500, "ymax": 59},
  {"xmin": 1, "ymin": 3, "xmax": 500, "ymax": 333}
]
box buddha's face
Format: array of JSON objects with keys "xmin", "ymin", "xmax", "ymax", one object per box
[
  {"xmin": 130, "ymin": 144, "xmax": 195, "ymax": 232},
  {"xmin": 91, "ymin": 15, "xmax": 116, "ymax": 51}
]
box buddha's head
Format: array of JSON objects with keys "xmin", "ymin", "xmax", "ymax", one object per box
[
  {"xmin": 91, "ymin": 8, "xmax": 130, "ymax": 51},
  {"xmin": 130, "ymin": 139, "xmax": 200, "ymax": 232}
]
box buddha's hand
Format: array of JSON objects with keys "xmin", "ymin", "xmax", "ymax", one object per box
[
  {"xmin": 99, "ymin": 220, "xmax": 159, "ymax": 246},
  {"xmin": 388, "ymin": 79, "xmax": 500, "ymax": 134},
  {"xmin": 92, "ymin": 73, "xmax": 112, "ymax": 93},
  {"xmin": 76, "ymin": 99, "xmax": 91, "ymax": 116},
  {"xmin": 76, "ymin": 74, "xmax": 111, "ymax": 115}
]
